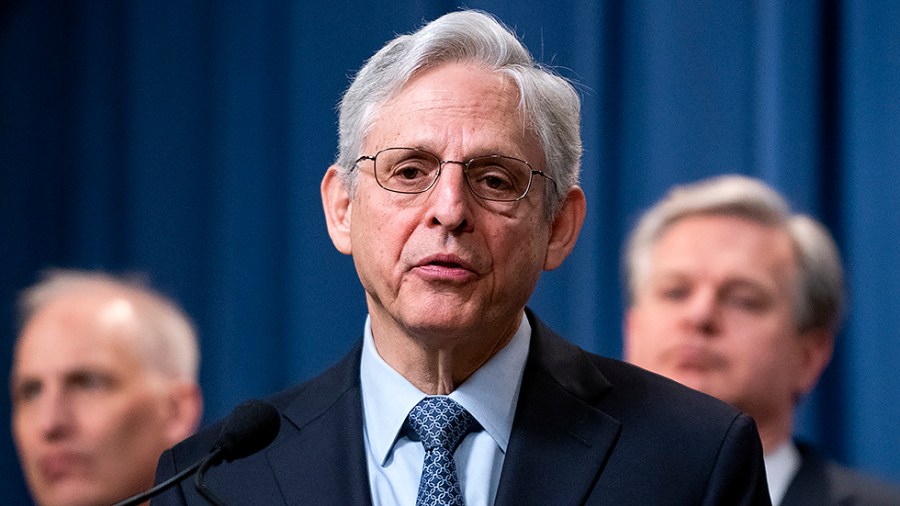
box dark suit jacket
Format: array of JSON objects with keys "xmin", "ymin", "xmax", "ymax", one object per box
[
  {"xmin": 152, "ymin": 310, "xmax": 771, "ymax": 505},
  {"xmin": 780, "ymin": 442, "xmax": 900, "ymax": 506}
]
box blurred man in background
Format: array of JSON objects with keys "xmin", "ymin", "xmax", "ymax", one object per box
[
  {"xmin": 10, "ymin": 269, "xmax": 203, "ymax": 506},
  {"xmin": 624, "ymin": 174, "xmax": 900, "ymax": 505}
]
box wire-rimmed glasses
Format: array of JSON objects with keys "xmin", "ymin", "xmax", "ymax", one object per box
[{"xmin": 354, "ymin": 147, "xmax": 555, "ymax": 202}]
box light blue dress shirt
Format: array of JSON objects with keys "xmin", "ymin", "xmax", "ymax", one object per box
[
  {"xmin": 360, "ymin": 314, "xmax": 531, "ymax": 506},
  {"xmin": 764, "ymin": 440, "xmax": 801, "ymax": 506}
]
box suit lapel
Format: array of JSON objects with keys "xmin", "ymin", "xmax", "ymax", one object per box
[
  {"xmin": 495, "ymin": 311, "xmax": 621, "ymax": 506},
  {"xmin": 268, "ymin": 345, "xmax": 374, "ymax": 505}
]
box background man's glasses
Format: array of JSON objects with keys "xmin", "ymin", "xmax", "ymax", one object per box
[{"xmin": 355, "ymin": 147, "xmax": 555, "ymax": 202}]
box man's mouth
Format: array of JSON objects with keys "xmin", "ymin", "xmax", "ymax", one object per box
[
  {"xmin": 414, "ymin": 254, "xmax": 478, "ymax": 281},
  {"xmin": 39, "ymin": 451, "xmax": 87, "ymax": 480}
]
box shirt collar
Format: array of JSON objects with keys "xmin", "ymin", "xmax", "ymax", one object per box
[
  {"xmin": 764, "ymin": 439, "xmax": 801, "ymax": 506},
  {"xmin": 360, "ymin": 313, "xmax": 531, "ymax": 466}
]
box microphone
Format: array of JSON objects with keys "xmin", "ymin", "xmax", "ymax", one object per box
[
  {"xmin": 206, "ymin": 399, "xmax": 281, "ymax": 464},
  {"xmin": 194, "ymin": 400, "xmax": 281, "ymax": 505},
  {"xmin": 113, "ymin": 399, "xmax": 281, "ymax": 506}
]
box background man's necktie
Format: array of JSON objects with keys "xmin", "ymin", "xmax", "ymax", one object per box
[{"xmin": 407, "ymin": 397, "xmax": 476, "ymax": 506}]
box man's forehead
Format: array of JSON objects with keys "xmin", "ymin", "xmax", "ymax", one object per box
[
  {"xmin": 96, "ymin": 298, "xmax": 138, "ymax": 328},
  {"xmin": 14, "ymin": 335, "xmax": 134, "ymax": 373},
  {"xmin": 657, "ymin": 214, "xmax": 792, "ymax": 253},
  {"xmin": 364, "ymin": 65, "xmax": 537, "ymax": 164},
  {"xmin": 648, "ymin": 215, "xmax": 797, "ymax": 287},
  {"xmin": 15, "ymin": 301, "xmax": 143, "ymax": 372},
  {"xmin": 27, "ymin": 290, "xmax": 139, "ymax": 333}
]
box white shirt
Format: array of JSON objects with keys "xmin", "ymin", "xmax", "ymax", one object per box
[
  {"xmin": 764, "ymin": 440, "xmax": 801, "ymax": 506},
  {"xmin": 360, "ymin": 314, "xmax": 531, "ymax": 506}
]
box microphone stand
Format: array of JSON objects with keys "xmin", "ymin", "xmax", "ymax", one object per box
[
  {"xmin": 110, "ymin": 399, "xmax": 280, "ymax": 506},
  {"xmin": 112, "ymin": 453, "xmax": 212, "ymax": 506},
  {"xmin": 194, "ymin": 448, "xmax": 227, "ymax": 506}
]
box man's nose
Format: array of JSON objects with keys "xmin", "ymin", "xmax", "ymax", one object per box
[
  {"xmin": 682, "ymin": 289, "xmax": 720, "ymax": 335},
  {"xmin": 35, "ymin": 387, "xmax": 75, "ymax": 440},
  {"xmin": 426, "ymin": 163, "xmax": 475, "ymax": 232}
]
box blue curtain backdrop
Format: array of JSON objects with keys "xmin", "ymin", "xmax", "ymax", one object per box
[{"xmin": 2, "ymin": 1, "xmax": 898, "ymax": 501}]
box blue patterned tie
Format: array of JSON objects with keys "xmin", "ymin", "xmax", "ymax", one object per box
[{"xmin": 407, "ymin": 397, "xmax": 476, "ymax": 506}]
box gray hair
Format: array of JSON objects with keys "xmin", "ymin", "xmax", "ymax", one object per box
[
  {"xmin": 624, "ymin": 175, "xmax": 845, "ymax": 334},
  {"xmin": 334, "ymin": 9, "xmax": 582, "ymax": 219},
  {"xmin": 17, "ymin": 269, "xmax": 200, "ymax": 382}
]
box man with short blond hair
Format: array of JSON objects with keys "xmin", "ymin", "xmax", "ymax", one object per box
[{"xmin": 624, "ymin": 174, "xmax": 900, "ymax": 505}]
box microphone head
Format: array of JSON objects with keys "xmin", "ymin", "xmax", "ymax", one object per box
[{"xmin": 212, "ymin": 399, "xmax": 281, "ymax": 463}]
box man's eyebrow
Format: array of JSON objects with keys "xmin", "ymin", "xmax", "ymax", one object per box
[
  {"xmin": 62, "ymin": 366, "xmax": 113, "ymax": 379},
  {"xmin": 720, "ymin": 277, "xmax": 773, "ymax": 292}
]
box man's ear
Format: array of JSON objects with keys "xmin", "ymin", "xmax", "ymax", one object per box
[
  {"xmin": 321, "ymin": 165, "xmax": 353, "ymax": 255},
  {"xmin": 794, "ymin": 328, "xmax": 834, "ymax": 398},
  {"xmin": 544, "ymin": 186, "xmax": 587, "ymax": 270},
  {"xmin": 164, "ymin": 382, "xmax": 203, "ymax": 446}
]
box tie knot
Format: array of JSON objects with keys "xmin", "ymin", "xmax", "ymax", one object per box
[{"xmin": 408, "ymin": 397, "xmax": 476, "ymax": 452}]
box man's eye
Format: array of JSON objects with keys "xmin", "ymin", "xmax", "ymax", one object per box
[
  {"xmin": 12, "ymin": 380, "xmax": 42, "ymax": 403},
  {"xmin": 69, "ymin": 371, "xmax": 115, "ymax": 391},
  {"xmin": 659, "ymin": 286, "xmax": 689, "ymax": 301},
  {"xmin": 384, "ymin": 160, "xmax": 434, "ymax": 188},
  {"xmin": 396, "ymin": 165, "xmax": 427, "ymax": 180},
  {"xmin": 725, "ymin": 293, "xmax": 766, "ymax": 311},
  {"xmin": 468, "ymin": 163, "xmax": 523, "ymax": 199},
  {"xmin": 474, "ymin": 171, "xmax": 514, "ymax": 191}
]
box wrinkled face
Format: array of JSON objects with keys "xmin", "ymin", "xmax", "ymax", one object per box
[
  {"xmin": 11, "ymin": 295, "xmax": 178, "ymax": 506},
  {"xmin": 625, "ymin": 214, "xmax": 818, "ymax": 427},
  {"xmin": 348, "ymin": 62, "xmax": 554, "ymax": 345}
]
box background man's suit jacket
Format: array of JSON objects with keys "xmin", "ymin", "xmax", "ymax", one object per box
[
  {"xmin": 780, "ymin": 442, "xmax": 900, "ymax": 506},
  {"xmin": 153, "ymin": 310, "xmax": 771, "ymax": 505}
]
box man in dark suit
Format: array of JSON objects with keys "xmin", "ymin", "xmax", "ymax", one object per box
[
  {"xmin": 623, "ymin": 175, "xmax": 900, "ymax": 505},
  {"xmin": 153, "ymin": 11, "xmax": 770, "ymax": 505}
]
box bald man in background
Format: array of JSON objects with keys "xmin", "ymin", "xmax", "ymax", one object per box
[{"xmin": 10, "ymin": 269, "xmax": 203, "ymax": 506}]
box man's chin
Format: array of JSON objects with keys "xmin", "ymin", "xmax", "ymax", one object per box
[
  {"xmin": 404, "ymin": 318, "xmax": 478, "ymax": 341},
  {"xmin": 663, "ymin": 367, "xmax": 721, "ymax": 393},
  {"xmin": 34, "ymin": 478, "xmax": 132, "ymax": 506},
  {"xmin": 397, "ymin": 300, "xmax": 482, "ymax": 329}
]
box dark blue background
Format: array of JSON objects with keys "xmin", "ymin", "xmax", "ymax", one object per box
[{"xmin": 3, "ymin": 1, "xmax": 899, "ymax": 502}]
